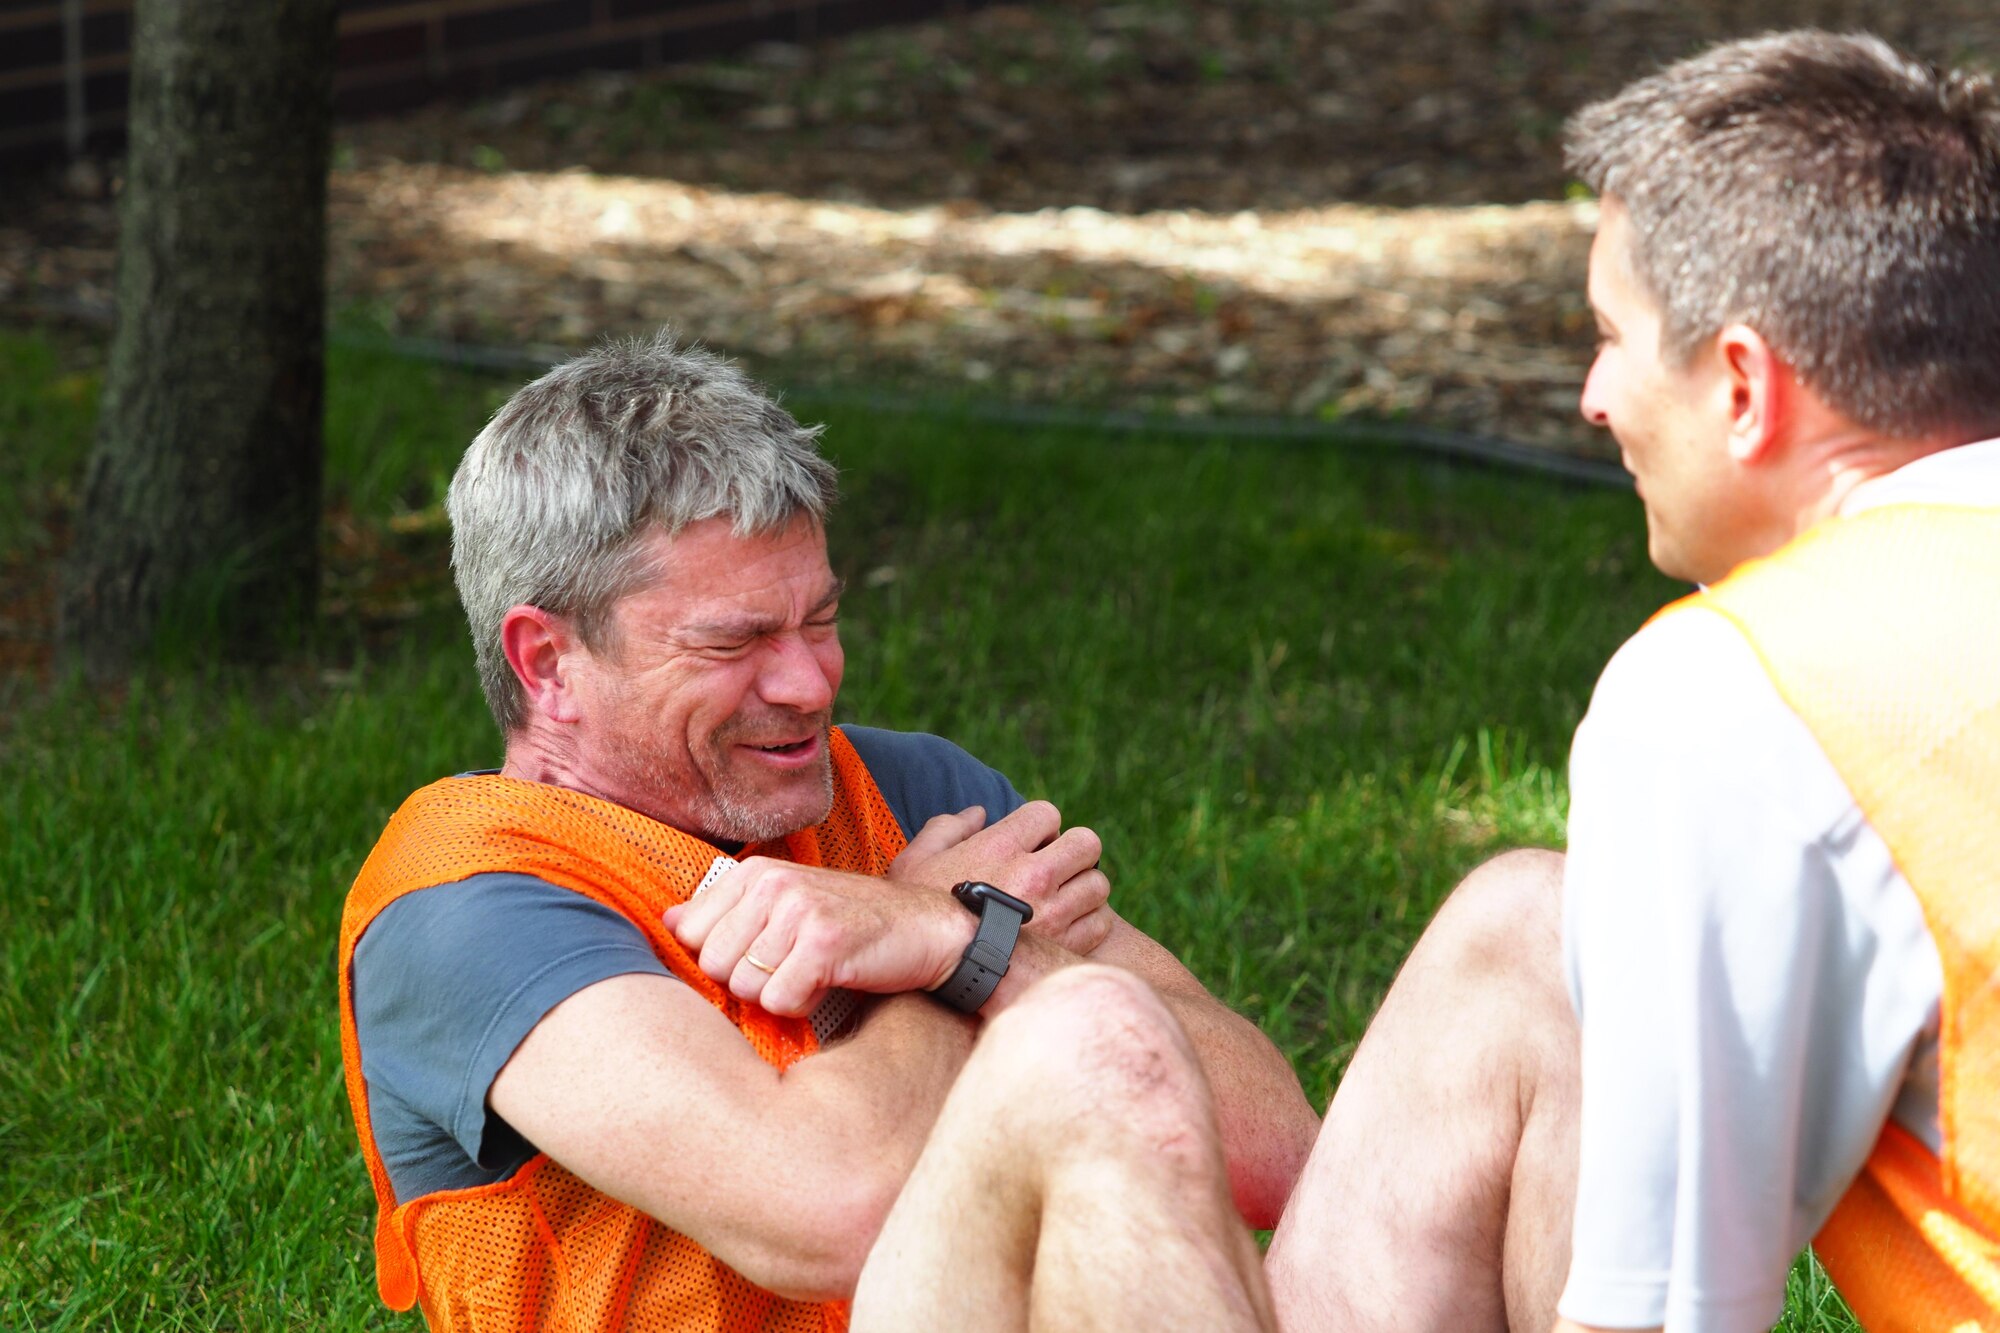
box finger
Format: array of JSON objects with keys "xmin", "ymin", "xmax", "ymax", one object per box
[
  {"xmin": 727, "ymin": 917, "xmax": 799, "ymax": 1007},
  {"xmin": 900, "ymin": 805, "xmax": 991, "ymax": 861},
  {"xmin": 1035, "ymin": 825, "xmax": 1104, "ymax": 883},
  {"xmin": 1053, "ymin": 867, "xmax": 1112, "ymax": 921},
  {"xmin": 1024, "ymin": 867, "xmax": 1110, "ymax": 941},
  {"xmin": 753, "ymin": 904, "xmax": 848, "ymax": 1017},
  {"xmin": 698, "ymin": 876, "xmax": 782, "ymax": 985},
  {"xmin": 671, "ymin": 860, "xmax": 756, "ymax": 950},
  {"xmin": 980, "ymin": 800, "xmax": 1063, "ymax": 854},
  {"xmin": 756, "ymin": 954, "xmax": 825, "ymax": 1018},
  {"xmin": 1064, "ymin": 903, "xmax": 1116, "ymax": 956}
]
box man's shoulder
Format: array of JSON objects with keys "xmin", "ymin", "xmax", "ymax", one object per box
[
  {"xmin": 1588, "ymin": 604, "xmax": 1783, "ymax": 749},
  {"xmin": 351, "ymin": 871, "xmax": 672, "ymax": 1203},
  {"xmin": 840, "ymin": 725, "xmax": 990, "ymax": 770},
  {"xmin": 1576, "ymin": 605, "xmax": 1862, "ymax": 845},
  {"xmin": 840, "ymin": 726, "xmax": 1026, "ymax": 840}
]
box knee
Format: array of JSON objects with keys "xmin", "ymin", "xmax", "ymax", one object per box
[
  {"xmin": 986, "ymin": 964, "xmax": 1188, "ymax": 1078},
  {"xmin": 977, "ymin": 965, "xmax": 1213, "ymax": 1148},
  {"xmin": 1404, "ymin": 849, "xmax": 1568, "ymax": 1012},
  {"xmin": 999, "ymin": 960, "xmax": 1168, "ymax": 1025},
  {"xmin": 1439, "ymin": 849, "xmax": 1563, "ymax": 957}
]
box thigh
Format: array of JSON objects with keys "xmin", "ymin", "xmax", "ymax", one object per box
[{"xmin": 1265, "ymin": 850, "xmax": 1577, "ymax": 1333}]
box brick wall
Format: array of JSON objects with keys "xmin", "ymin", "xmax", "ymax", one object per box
[{"xmin": 0, "ymin": 0, "xmax": 977, "ymax": 167}]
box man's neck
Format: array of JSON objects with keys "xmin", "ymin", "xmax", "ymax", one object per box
[
  {"xmin": 498, "ymin": 728, "xmax": 749, "ymax": 849},
  {"xmin": 500, "ymin": 728, "xmax": 642, "ymax": 820},
  {"xmin": 1788, "ymin": 429, "xmax": 1961, "ymax": 536}
]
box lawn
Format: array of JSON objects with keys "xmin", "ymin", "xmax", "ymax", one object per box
[{"xmin": 0, "ymin": 329, "xmax": 1854, "ymax": 1329}]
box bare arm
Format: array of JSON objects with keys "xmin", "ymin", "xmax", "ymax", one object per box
[
  {"xmin": 485, "ymin": 803, "xmax": 1112, "ymax": 1301},
  {"xmin": 677, "ymin": 802, "xmax": 1319, "ymax": 1228},
  {"xmin": 489, "ymin": 974, "xmax": 974, "ymax": 1302}
]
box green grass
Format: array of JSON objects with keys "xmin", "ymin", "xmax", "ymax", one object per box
[
  {"xmin": 0, "ymin": 330, "xmax": 99, "ymax": 557},
  {"xmin": 0, "ymin": 331, "xmax": 1857, "ymax": 1329}
]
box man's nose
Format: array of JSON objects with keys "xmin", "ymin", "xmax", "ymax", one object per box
[
  {"xmin": 1579, "ymin": 357, "xmax": 1612, "ymax": 427},
  {"xmin": 757, "ymin": 632, "xmax": 837, "ymax": 712}
]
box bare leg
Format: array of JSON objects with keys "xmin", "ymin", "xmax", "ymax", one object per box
[
  {"xmin": 1265, "ymin": 849, "xmax": 1579, "ymax": 1332},
  {"xmin": 852, "ymin": 964, "xmax": 1275, "ymax": 1333}
]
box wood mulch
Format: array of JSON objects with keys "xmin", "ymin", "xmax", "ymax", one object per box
[{"xmin": 5, "ymin": 0, "xmax": 1999, "ymax": 460}]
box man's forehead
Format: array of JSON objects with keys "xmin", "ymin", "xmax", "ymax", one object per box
[
  {"xmin": 1586, "ymin": 199, "xmax": 1642, "ymax": 305},
  {"xmin": 631, "ymin": 515, "xmax": 835, "ymax": 611},
  {"xmin": 649, "ymin": 512, "xmax": 824, "ymax": 562},
  {"xmin": 1587, "ymin": 197, "xmax": 1623, "ymax": 265}
]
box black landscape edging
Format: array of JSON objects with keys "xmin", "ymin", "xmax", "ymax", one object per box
[{"xmin": 327, "ymin": 328, "xmax": 1634, "ymax": 491}]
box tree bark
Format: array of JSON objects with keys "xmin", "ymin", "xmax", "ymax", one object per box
[{"xmin": 58, "ymin": 0, "xmax": 338, "ymax": 675}]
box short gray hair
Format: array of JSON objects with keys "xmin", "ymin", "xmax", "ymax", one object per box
[
  {"xmin": 447, "ymin": 330, "xmax": 839, "ymax": 734},
  {"xmin": 1565, "ymin": 30, "xmax": 2000, "ymax": 440}
]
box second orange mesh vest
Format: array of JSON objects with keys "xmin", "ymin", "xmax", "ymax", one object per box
[
  {"xmin": 1653, "ymin": 501, "xmax": 2000, "ymax": 1331},
  {"xmin": 337, "ymin": 726, "xmax": 909, "ymax": 1333}
]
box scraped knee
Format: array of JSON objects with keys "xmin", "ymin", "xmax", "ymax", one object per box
[{"xmin": 976, "ymin": 965, "xmax": 1216, "ymax": 1163}]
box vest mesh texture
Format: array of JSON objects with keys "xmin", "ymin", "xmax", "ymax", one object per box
[
  {"xmin": 338, "ymin": 727, "xmax": 908, "ymax": 1332},
  {"xmin": 1658, "ymin": 503, "xmax": 2000, "ymax": 1331}
]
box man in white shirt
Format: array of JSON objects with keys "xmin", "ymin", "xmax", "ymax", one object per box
[
  {"xmin": 1288, "ymin": 28, "xmax": 2000, "ymax": 1333},
  {"xmin": 833, "ymin": 28, "xmax": 2000, "ymax": 1333},
  {"xmin": 1534, "ymin": 31, "xmax": 2000, "ymax": 1331}
]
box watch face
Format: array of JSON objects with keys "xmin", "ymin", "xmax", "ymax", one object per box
[{"xmin": 954, "ymin": 880, "xmax": 1032, "ymax": 922}]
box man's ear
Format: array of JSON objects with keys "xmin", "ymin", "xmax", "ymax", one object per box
[
  {"xmin": 1717, "ymin": 323, "xmax": 1789, "ymax": 464},
  {"xmin": 500, "ymin": 605, "xmax": 587, "ymax": 724}
]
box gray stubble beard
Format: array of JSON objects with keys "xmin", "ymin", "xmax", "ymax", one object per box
[{"xmin": 611, "ymin": 720, "xmax": 837, "ymax": 846}]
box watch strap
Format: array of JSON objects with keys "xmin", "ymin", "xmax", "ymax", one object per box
[{"xmin": 935, "ymin": 887, "xmax": 1028, "ymax": 1013}]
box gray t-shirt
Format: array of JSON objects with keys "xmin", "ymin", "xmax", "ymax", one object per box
[{"xmin": 351, "ymin": 726, "xmax": 1023, "ymax": 1205}]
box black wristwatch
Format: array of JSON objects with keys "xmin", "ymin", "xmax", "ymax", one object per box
[{"xmin": 932, "ymin": 881, "xmax": 1034, "ymax": 1013}]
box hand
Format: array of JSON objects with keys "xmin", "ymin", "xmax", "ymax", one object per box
[
  {"xmin": 889, "ymin": 801, "xmax": 1114, "ymax": 956},
  {"xmin": 664, "ymin": 860, "xmax": 972, "ymax": 1017}
]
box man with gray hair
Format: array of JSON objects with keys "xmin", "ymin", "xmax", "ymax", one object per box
[
  {"xmin": 336, "ymin": 332, "xmax": 1319, "ymax": 1331},
  {"xmin": 800, "ymin": 28, "xmax": 2000, "ymax": 1333}
]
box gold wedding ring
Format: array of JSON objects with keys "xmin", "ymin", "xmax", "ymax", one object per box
[{"xmin": 743, "ymin": 952, "xmax": 778, "ymax": 975}]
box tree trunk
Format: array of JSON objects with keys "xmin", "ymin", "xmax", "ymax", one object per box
[{"xmin": 58, "ymin": 0, "xmax": 337, "ymax": 676}]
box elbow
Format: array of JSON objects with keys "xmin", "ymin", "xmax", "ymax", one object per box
[
  {"xmin": 1225, "ymin": 1103, "xmax": 1319, "ymax": 1231},
  {"xmin": 1230, "ymin": 1153, "xmax": 1304, "ymax": 1231},
  {"xmin": 725, "ymin": 1160, "xmax": 905, "ymax": 1302}
]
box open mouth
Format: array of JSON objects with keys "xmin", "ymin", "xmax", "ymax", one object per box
[{"xmin": 752, "ymin": 738, "xmax": 814, "ymax": 755}]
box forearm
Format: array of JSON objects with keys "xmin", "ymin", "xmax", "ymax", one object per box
[
  {"xmin": 493, "ymin": 975, "xmax": 978, "ymax": 1305},
  {"xmin": 745, "ymin": 993, "xmax": 978, "ymax": 1294}
]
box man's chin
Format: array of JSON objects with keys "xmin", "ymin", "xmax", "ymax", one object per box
[{"xmin": 705, "ymin": 757, "xmax": 836, "ymax": 845}]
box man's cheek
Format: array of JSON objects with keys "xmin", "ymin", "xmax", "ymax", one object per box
[{"xmin": 820, "ymin": 641, "xmax": 846, "ymax": 699}]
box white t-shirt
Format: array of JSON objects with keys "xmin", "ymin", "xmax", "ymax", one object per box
[{"xmin": 1557, "ymin": 440, "xmax": 2000, "ymax": 1332}]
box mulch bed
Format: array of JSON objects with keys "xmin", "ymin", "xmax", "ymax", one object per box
[{"xmin": 5, "ymin": 0, "xmax": 1999, "ymax": 460}]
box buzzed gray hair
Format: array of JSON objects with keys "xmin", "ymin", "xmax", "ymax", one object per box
[
  {"xmin": 447, "ymin": 330, "xmax": 838, "ymax": 734},
  {"xmin": 1565, "ymin": 30, "xmax": 2000, "ymax": 441}
]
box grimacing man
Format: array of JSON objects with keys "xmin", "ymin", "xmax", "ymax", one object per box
[{"xmin": 334, "ymin": 334, "xmax": 1322, "ymax": 1330}]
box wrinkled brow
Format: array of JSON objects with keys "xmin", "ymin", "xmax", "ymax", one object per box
[{"xmin": 682, "ymin": 577, "xmax": 845, "ymax": 641}]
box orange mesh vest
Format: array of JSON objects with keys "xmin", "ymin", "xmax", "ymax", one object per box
[
  {"xmin": 337, "ymin": 727, "xmax": 908, "ymax": 1333},
  {"xmin": 1653, "ymin": 503, "xmax": 2000, "ymax": 1331}
]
